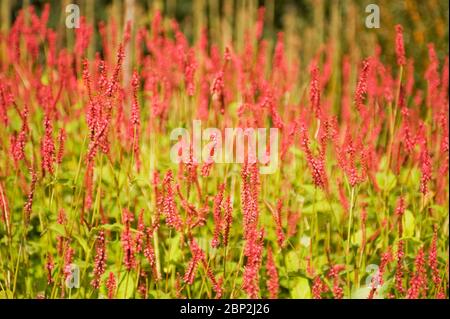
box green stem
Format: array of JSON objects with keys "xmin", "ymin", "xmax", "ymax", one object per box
[{"xmin": 345, "ymin": 187, "xmax": 355, "ymax": 298}]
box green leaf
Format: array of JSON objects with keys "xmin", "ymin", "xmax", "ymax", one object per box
[
  {"xmin": 48, "ymin": 224, "xmax": 66, "ymax": 237},
  {"xmin": 403, "ymin": 210, "xmax": 415, "ymax": 237},
  {"xmin": 98, "ymin": 223, "xmax": 124, "ymax": 232},
  {"xmin": 290, "ymin": 277, "xmax": 311, "ymax": 298},
  {"xmin": 406, "ymin": 168, "xmax": 421, "ymax": 188},
  {"xmin": 375, "ymin": 171, "xmax": 397, "ymax": 192},
  {"xmin": 227, "ymin": 101, "xmax": 239, "ymax": 113},
  {"xmin": 279, "ymin": 277, "xmax": 290, "ymax": 289},
  {"xmin": 285, "ymin": 251, "xmax": 300, "ymax": 273},
  {"xmin": 73, "ymin": 234, "xmax": 90, "ymax": 254},
  {"xmin": 117, "ymin": 272, "xmax": 135, "ymax": 299},
  {"xmin": 289, "ymin": 147, "xmax": 303, "ymax": 157},
  {"xmin": 302, "ymin": 201, "xmax": 332, "ymax": 215},
  {"xmin": 378, "ymin": 156, "xmax": 388, "ymax": 171},
  {"xmin": 299, "ymin": 184, "xmax": 317, "ymax": 196},
  {"xmin": 41, "ymin": 73, "xmax": 49, "ymax": 85},
  {"xmin": 351, "ymin": 229, "xmax": 363, "ymax": 247}
]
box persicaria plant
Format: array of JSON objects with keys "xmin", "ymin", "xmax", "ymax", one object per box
[{"xmin": 0, "ymin": 2, "xmax": 447, "ymax": 299}]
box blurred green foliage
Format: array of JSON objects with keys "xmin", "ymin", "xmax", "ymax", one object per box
[{"xmin": 3, "ymin": 0, "xmax": 448, "ymax": 62}]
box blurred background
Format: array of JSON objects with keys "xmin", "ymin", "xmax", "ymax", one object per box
[{"xmin": 0, "ymin": 0, "xmax": 448, "ymax": 75}]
